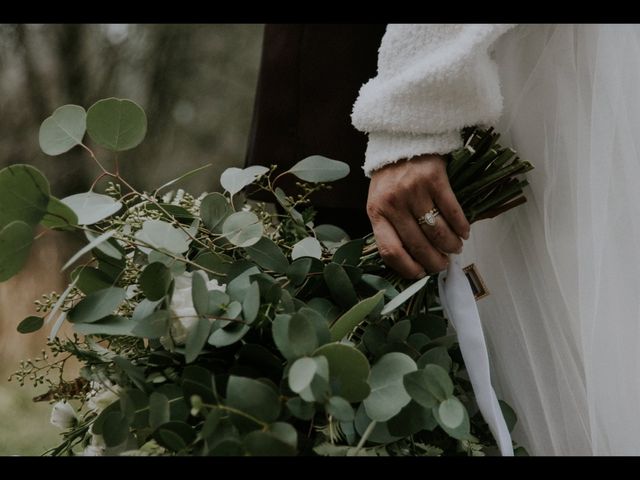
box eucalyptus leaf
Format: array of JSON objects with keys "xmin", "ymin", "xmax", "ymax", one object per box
[
  {"xmin": 242, "ymin": 282, "xmax": 260, "ymax": 324},
  {"xmin": 438, "ymin": 397, "xmax": 465, "ymax": 429},
  {"xmin": 363, "ymin": 352, "xmax": 417, "ymax": 422},
  {"xmin": 286, "ymin": 258, "xmax": 312, "ymax": 286},
  {"xmin": 67, "ymin": 287, "xmax": 126, "ymax": 324},
  {"xmin": 185, "ymin": 317, "xmax": 212, "ymax": 364},
  {"xmin": 288, "ymin": 357, "xmax": 318, "ymax": 394},
  {"xmin": 199, "ymin": 193, "xmax": 231, "ymax": 231},
  {"xmin": 380, "ymin": 275, "xmax": 429, "ymax": 316},
  {"xmin": 191, "ymin": 270, "xmax": 210, "ymax": 316},
  {"xmin": 0, "ymin": 164, "xmax": 50, "ymax": 229},
  {"xmin": 388, "ymin": 319, "xmax": 411, "ymax": 343},
  {"xmin": 153, "ymin": 421, "xmax": 196, "ymax": 452},
  {"xmin": 38, "ymin": 105, "xmax": 86, "ymax": 155},
  {"xmin": 139, "ymin": 262, "xmax": 172, "ymax": 301},
  {"xmin": 417, "ymin": 347, "xmax": 453, "ymax": 372},
  {"xmin": 288, "ymin": 155, "xmax": 350, "ymax": 183},
  {"xmin": 226, "ymin": 375, "xmax": 281, "ymax": 425},
  {"xmin": 329, "ymin": 291, "xmax": 383, "ymax": 342},
  {"xmin": 0, "ymin": 221, "xmax": 33, "ymax": 282},
  {"xmin": 102, "ymin": 411, "xmax": 130, "ymax": 447},
  {"xmin": 86, "ymin": 98, "xmax": 147, "ymax": 151},
  {"xmin": 73, "ymin": 315, "xmax": 133, "ymax": 336},
  {"xmin": 130, "ymin": 310, "xmax": 170, "ymax": 339},
  {"xmin": 326, "ymin": 396, "xmax": 355, "ymax": 422},
  {"xmin": 61, "ymin": 192, "xmax": 122, "ymax": 226},
  {"xmin": 17, "ymin": 316, "xmax": 44, "ymax": 334},
  {"xmin": 62, "ymin": 230, "xmax": 115, "ymax": 272},
  {"xmin": 220, "ymin": 166, "xmax": 269, "ymax": 195},
  {"xmin": 361, "ymin": 274, "xmax": 399, "ymax": 299},
  {"xmin": 208, "ymin": 323, "xmax": 250, "ymax": 347},
  {"xmin": 41, "ymin": 196, "xmax": 78, "ymax": 230},
  {"xmin": 432, "ymin": 400, "xmax": 471, "ymax": 440},
  {"xmin": 135, "ymin": 219, "xmax": 191, "ymax": 254},
  {"xmin": 403, "ymin": 364, "xmax": 454, "ymax": 406},
  {"xmin": 149, "ymin": 392, "xmax": 171, "ymax": 429},
  {"xmin": 313, "ymin": 343, "xmax": 370, "ymax": 402},
  {"xmin": 221, "ymin": 211, "xmax": 263, "ymax": 248},
  {"xmin": 291, "ymin": 237, "xmax": 322, "ymax": 260},
  {"xmin": 323, "ymin": 262, "xmax": 358, "ymax": 308},
  {"xmin": 314, "ymin": 224, "xmax": 350, "ymax": 243},
  {"xmin": 286, "ymin": 398, "xmax": 316, "ymax": 420},
  {"xmin": 332, "ymin": 239, "xmax": 364, "ymax": 267},
  {"xmin": 244, "ymin": 237, "xmax": 289, "ymax": 273},
  {"xmin": 243, "ymin": 430, "xmax": 296, "ymax": 456}
]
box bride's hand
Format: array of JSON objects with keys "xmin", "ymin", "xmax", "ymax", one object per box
[{"xmin": 367, "ymin": 154, "xmax": 470, "ymax": 279}]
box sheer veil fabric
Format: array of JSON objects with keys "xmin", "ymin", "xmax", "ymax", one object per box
[{"xmin": 459, "ymin": 24, "xmax": 640, "ymax": 455}]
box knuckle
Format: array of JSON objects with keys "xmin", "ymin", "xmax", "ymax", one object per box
[
  {"xmin": 378, "ymin": 244, "xmax": 401, "ymax": 261},
  {"xmin": 366, "ymin": 201, "xmax": 385, "ymax": 220}
]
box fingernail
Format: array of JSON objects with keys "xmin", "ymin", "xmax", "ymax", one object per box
[
  {"xmin": 455, "ymin": 247, "xmax": 463, "ymax": 254},
  {"xmin": 416, "ymin": 271, "xmax": 427, "ymax": 279},
  {"xmin": 463, "ymin": 229, "xmax": 470, "ymax": 240}
]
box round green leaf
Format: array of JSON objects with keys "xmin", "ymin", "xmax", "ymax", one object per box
[
  {"xmin": 226, "ymin": 375, "xmax": 281, "ymax": 425},
  {"xmin": 288, "ymin": 311, "xmax": 319, "ymax": 358},
  {"xmin": 134, "ymin": 219, "xmax": 191, "ymax": 254},
  {"xmin": 149, "ymin": 392, "xmax": 170, "ymax": 429},
  {"xmin": 41, "ymin": 196, "xmax": 78, "ymax": 230},
  {"xmin": 221, "ymin": 211, "xmax": 263, "ymax": 247},
  {"xmin": 60, "ymin": 192, "xmax": 122, "ymax": 225},
  {"xmin": 140, "ymin": 262, "xmax": 172, "ymax": 301},
  {"xmin": 244, "ymin": 237, "xmax": 289, "ymax": 273},
  {"xmin": 438, "ymin": 397, "xmax": 465, "ymax": 429},
  {"xmin": 220, "ymin": 166, "xmax": 269, "ymax": 196},
  {"xmin": 313, "ymin": 343, "xmax": 370, "ymax": 402},
  {"xmin": 332, "ymin": 239, "xmax": 364, "ymax": 266},
  {"xmin": 208, "ymin": 323, "xmax": 250, "ymax": 347},
  {"xmin": 199, "ymin": 192, "xmax": 231, "ymax": 231},
  {"xmin": 326, "ymin": 396, "xmax": 354, "ymax": 422},
  {"xmin": 288, "ymin": 155, "xmax": 350, "ymax": 183},
  {"xmin": 403, "ymin": 364, "xmax": 454, "ymax": 406},
  {"xmin": 17, "ymin": 315, "xmax": 44, "ymax": 334},
  {"xmin": 286, "ymin": 398, "xmax": 315, "ymax": 420},
  {"xmin": 102, "ymin": 411, "xmax": 130, "ymax": 447},
  {"xmin": 314, "ymin": 224, "xmax": 350, "ymax": 243},
  {"xmin": 131, "ymin": 310, "xmax": 170, "ymax": 339},
  {"xmin": 153, "ymin": 421, "xmax": 196, "ymax": 452},
  {"xmin": 499, "ymin": 400, "xmax": 518, "ymax": 433},
  {"xmin": 417, "ymin": 347, "xmax": 453, "ymax": 372},
  {"xmin": 0, "ymin": 164, "xmax": 50, "ymax": 228},
  {"xmin": 288, "ymin": 357, "xmax": 318, "ymax": 393},
  {"xmin": 244, "ymin": 430, "xmax": 296, "ymax": 456},
  {"xmin": 73, "ymin": 315, "xmax": 133, "ymax": 336},
  {"xmin": 68, "ymin": 287, "xmax": 126, "ymax": 324},
  {"xmin": 86, "ymin": 98, "xmax": 147, "ymax": 151},
  {"xmin": 185, "ymin": 317, "xmax": 212, "ymax": 363},
  {"xmin": 242, "ymin": 281, "xmax": 260, "ymax": 324},
  {"xmin": 0, "ymin": 221, "xmax": 33, "ymax": 282},
  {"xmin": 323, "ymin": 262, "xmax": 358, "ymax": 308},
  {"xmin": 291, "ymin": 237, "xmax": 322, "ymax": 260},
  {"xmin": 433, "ymin": 400, "xmax": 471, "ymax": 440},
  {"xmin": 267, "ymin": 421, "xmax": 298, "ymax": 448},
  {"xmin": 354, "ymin": 404, "xmax": 402, "ymax": 445},
  {"xmin": 39, "ymin": 105, "xmax": 86, "ymax": 155},
  {"xmin": 388, "ymin": 319, "xmax": 411, "ymax": 343},
  {"xmin": 363, "ymin": 352, "xmax": 417, "ymax": 422}
]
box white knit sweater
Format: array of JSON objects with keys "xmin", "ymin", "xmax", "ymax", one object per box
[{"xmin": 352, "ymin": 24, "xmax": 515, "ymax": 177}]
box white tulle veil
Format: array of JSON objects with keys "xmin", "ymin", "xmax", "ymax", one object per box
[{"xmin": 460, "ymin": 24, "xmax": 640, "ymax": 455}]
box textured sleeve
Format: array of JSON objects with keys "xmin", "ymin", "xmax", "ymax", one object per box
[{"xmin": 351, "ymin": 24, "xmax": 515, "ymax": 177}]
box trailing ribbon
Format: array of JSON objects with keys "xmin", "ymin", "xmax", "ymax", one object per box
[{"xmin": 437, "ymin": 254, "xmax": 514, "ymax": 456}]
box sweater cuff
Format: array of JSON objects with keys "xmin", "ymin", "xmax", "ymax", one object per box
[{"xmin": 363, "ymin": 130, "xmax": 463, "ymax": 177}]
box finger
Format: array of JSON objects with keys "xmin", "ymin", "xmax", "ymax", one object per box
[
  {"xmin": 371, "ymin": 216, "xmax": 426, "ymax": 279},
  {"xmin": 429, "ymin": 180, "xmax": 470, "ymax": 240},
  {"xmin": 391, "ymin": 209, "xmax": 449, "ymax": 273},
  {"xmin": 413, "ymin": 193, "xmax": 463, "ymax": 254}
]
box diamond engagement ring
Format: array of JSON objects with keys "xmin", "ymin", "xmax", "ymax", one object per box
[{"xmin": 418, "ymin": 208, "xmax": 440, "ymax": 227}]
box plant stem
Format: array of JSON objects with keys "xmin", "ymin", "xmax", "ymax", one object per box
[{"xmin": 353, "ymin": 420, "xmax": 377, "ymax": 454}]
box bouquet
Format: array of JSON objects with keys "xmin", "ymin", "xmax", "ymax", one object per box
[{"xmin": 3, "ymin": 98, "xmax": 532, "ymax": 456}]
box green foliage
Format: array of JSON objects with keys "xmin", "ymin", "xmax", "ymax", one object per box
[
  {"xmin": 38, "ymin": 105, "xmax": 86, "ymax": 156},
  {"xmin": 6, "ymin": 102, "xmax": 528, "ymax": 457},
  {"xmin": 86, "ymin": 98, "xmax": 147, "ymax": 151}
]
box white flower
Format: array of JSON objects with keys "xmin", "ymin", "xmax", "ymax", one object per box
[
  {"xmin": 50, "ymin": 401, "xmax": 77, "ymax": 429},
  {"xmin": 82, "ymin": 434, "xmax": 106, "ymax": 456},
  {"xmin": 166, "ymin": 272, "xmax": 225, "ymax": 345},
  {"xmin": 87, "ymin": 385, "xmax": 121, "ymax": 414}
]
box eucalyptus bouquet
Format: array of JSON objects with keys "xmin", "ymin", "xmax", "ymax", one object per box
[{"xmin": 4, "ymin": 98, "xmax": 532, "ymax": 456}]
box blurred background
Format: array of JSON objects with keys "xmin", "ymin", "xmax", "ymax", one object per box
[{"xmin": 0, "ymin": 24, "xmax": 264, "ymax": 455}]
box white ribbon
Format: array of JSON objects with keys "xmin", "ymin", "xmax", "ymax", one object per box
[{"xmin": 437, "ymin": 254, "xmax": 514, "ymax": 456}]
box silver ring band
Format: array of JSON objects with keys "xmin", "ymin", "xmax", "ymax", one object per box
[{"xmin": 417, "ymin": 208, "xmax": 440, "ymax": 227}]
